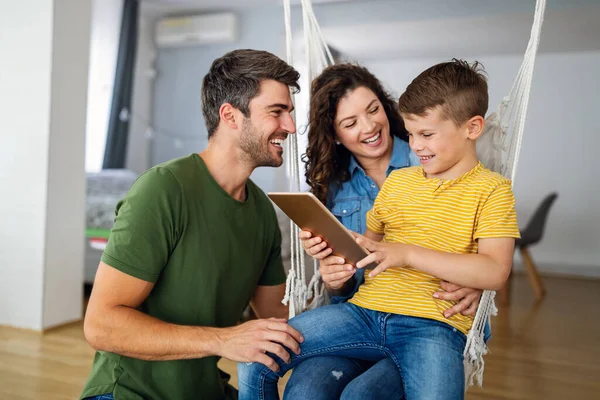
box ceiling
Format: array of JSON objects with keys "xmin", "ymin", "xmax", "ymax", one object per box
[
  {"xmin": 319, "ymin": 5, "xmax": 600, "ymax": 59},
  {"xmin": 141, "ymin": 0, "xmax": 351, "ymax": 10},
  {"xmin": 141, "ymin": 0, "xmax": 600, "ymax": 13},
  {"xmin": 141, "ymin": 0, "xmax": 600, "ymax": 59}
]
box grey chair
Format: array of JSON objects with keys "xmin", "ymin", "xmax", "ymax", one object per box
[{"xmin": 500, "ymin": 193, "xmax": 558, "ymax": 303}]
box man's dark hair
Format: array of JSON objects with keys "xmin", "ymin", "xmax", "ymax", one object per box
[{"xmin": 201, "ymin": 49, "xmax": 300, "ymax": 138}]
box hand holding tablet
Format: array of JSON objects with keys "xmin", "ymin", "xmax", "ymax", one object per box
[{"xmin": 268, "ymin": 192, "xmax": 377, "ymax": 270}]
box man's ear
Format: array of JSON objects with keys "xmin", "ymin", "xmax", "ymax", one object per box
[
  {"xmin": 466, "ymin": 115, "xmax": 485, "ymax": 141},
  {"xmin": 219, "ymin": 103, "xmax": 241, "ymax": 130}
]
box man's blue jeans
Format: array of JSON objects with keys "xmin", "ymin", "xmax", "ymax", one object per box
[{"xmin": 237, "ymin": 303, "xmax": 467, "ymax": 400}]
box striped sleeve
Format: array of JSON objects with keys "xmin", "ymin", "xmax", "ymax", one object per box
[
  {"xmin": 474, "ymin": 182, "xmax": 521, "ymax": 240},
  {"xmin": 366, "ymin": 173, "xmax": 397, "ymax": 235}
]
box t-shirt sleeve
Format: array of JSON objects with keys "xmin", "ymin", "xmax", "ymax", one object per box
[
  {"xmin": 257, "ymin": 219, "xmax": 287, "ymax": 286},
  {"xmin": 474, "ymin": 182, "xmax": 521, "ymax": 240},
  {"xmin": 101, "ymin": 167, "xmax": 183, "ymax": 282}
]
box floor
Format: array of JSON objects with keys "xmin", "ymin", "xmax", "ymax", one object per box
[{"xmin": 1, "ymin": 274, "xmax": 599, "ymax": 399}]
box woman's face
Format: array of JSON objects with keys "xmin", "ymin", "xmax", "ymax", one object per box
[{"xmin": 334, "ymin": 86, "xmax": 392, "ymax": 163}]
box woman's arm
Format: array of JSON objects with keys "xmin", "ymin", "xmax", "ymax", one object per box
[
  {"xmin": 299, "ymin": 230, "xmax": 356, "ymax": 295},
  {"xmin": 434, "ymin": 281, "xmax": 483, "ymax": 317}
]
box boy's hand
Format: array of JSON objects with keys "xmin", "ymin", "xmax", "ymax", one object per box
[
  {"xmin": 319, "ymin": 255, "xmax": 355, "ymax": 291},
  {"xmin": 353, "ymin": 232, "xmax": 409, "ymax": 277}
]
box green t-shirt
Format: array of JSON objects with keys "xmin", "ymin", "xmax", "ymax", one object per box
[{"xmin": 81, "ymin": 154, "xmax": 286, "ymax": 400}]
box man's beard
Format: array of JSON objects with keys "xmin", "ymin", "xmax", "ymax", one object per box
[{"xmin": 239, "ymin": 118, "xmax": 283, "ymax": 168}]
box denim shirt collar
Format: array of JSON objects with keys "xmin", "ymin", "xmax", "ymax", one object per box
[{"xmin": 348, "ymin": 135, "xmax": 412, "ymax": 176}]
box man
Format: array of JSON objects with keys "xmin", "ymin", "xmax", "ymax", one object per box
[{"xmin": 81, "ymin": 49, "xmax": 303, "ymax": 400}]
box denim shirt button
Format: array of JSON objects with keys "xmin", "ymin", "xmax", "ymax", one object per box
[
  {"xmin": 371, "ymin": 183, "xmax": 376, "ymax": 188},
  {"xmin": 343, "ymin": 210, "xmax": 347, "ymax": 214}
]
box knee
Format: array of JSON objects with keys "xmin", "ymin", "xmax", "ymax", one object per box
[
  {"xmin": 237, "ymin": 361, "xmax": 284, "ymax": 400},
  {"xmin": 284, "ymin": 357, "xmax": 363, "ymax": 400},
  {"xmin": 237, "ymin": 361, "xmax": 277, "ymax": 386},
  {"xmin": 285, "ymin": 369, "xmax": 350, "ymax": 400}
]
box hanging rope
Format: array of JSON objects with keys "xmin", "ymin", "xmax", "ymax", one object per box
[
  {"xmin": 465, "ymin": 0, "xmax": 546, "ymax": 387},
  {"xmin": 281, "ymin": 0, "xmax": 333, "ymax": 318},
  {"xmin": 281, "ymin": 0, "xmax": 547, "ymax": 388}
]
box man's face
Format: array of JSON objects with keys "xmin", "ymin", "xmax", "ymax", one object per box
[
  {"xmin": 239, "ymin": 80, "xmax": 296, "ymax": 168},
  {"xmin": 404, "ymin": 106, "xmax": 474, "ymax": 180}
]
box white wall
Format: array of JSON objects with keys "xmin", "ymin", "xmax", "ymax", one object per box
[
  {"xmin": 365, "ymin": 51, "xmax": 600, "ymax": 277},
  {"xmin": 85, "ymin": 0, "xmax": 122, "ymax": 172},
  {"xmin": 0, "ymin": 0, "xmax": 53, "ymax": 330},
  {"xmin": 143, "ymin": 5, "xmax": 290, "ymax": 193},
  {"xmin": 44, "ymin": 0, "xmax": 92, "ymax": 329},
  {"xmin": 0, "ymin": 0, "xmax": 91, "ymax": 330}
]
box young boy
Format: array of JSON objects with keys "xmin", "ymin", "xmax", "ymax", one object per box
[{"xmin": 238, "ymin": 60, "xmax": 520, "ymax": 400}]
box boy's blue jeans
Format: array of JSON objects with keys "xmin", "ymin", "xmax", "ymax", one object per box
[{"xmin": 237, "ymin": 303, "xmax": 466, "ymax": 400}]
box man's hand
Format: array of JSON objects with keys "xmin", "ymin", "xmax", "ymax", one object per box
[
  {"xmin": 434, "ymin": 281, "xmax": 483, "ymax": 318},
  {"xmin": 216, "ymin": 318, "xmax": 304, "ymax": 373},
  {"xmin": 353, "ymin": 232, "xmax": 409, "ymax": 277},
  {"xmin": 319, "ymin": 255, "xmax": 355, "ymax": 291}
]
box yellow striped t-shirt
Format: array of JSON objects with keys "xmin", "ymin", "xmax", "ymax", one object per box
[{"xmin": 349, "ymin": 162, "xmax": 520, "ymax": 334}]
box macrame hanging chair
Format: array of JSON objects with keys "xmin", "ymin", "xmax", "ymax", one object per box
[{"xmin": 281, "ymin": 0, "xmax": 547, "ymax": 388}]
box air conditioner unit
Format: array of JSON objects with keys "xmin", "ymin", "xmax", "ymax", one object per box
[{"xmin": 155, "ymin": 13, "xmax": 237, "ymax": 48}]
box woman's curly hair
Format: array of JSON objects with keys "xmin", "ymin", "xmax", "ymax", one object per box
[{"xmin": 304, "ymin": 64, "xmax": 408, "ymax": 204}]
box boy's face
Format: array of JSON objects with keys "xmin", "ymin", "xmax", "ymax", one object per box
[{"xmin": 403, "ymin": 106, "xmax": 479, "ymax": 180}]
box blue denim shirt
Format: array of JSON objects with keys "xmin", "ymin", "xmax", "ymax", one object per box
[
  {"xmin": 326, "ymin": 136, "xmax": 491, "ymax": 341},
  {"xmin": 326, "ymin": 136, "xmax": 419, "ymax": 234}
]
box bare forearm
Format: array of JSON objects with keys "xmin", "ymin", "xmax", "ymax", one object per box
[
  {"xmin": 270, "ymin": 303, "xmax": 290, "ymax": 319},
  {"xmin": 84, "ymin": 306, "xmax": 226, "ymax": 361},
  {"xmin": 251, "ymin": 283, "xmax": 290, "ymax": 319},
  {"xmin": 406, "ymin": 245, "xmax": 509, "ymax": 290},
  {"xmin": 252, "ymin": 302, "xmax": 288, "ymax": 319}
]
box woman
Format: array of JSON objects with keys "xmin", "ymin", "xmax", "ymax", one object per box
[{"xmin": 284, "ymin": 64, "xmax": 484, "ymax": 399}]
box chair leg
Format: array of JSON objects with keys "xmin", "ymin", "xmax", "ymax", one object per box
[{"xmin": 520, "ymin": 247, "xmax": 546, "ymax": 301}]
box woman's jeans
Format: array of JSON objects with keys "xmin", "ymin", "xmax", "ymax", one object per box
[
  {"xmin": 285, "ymin": 356, "xmax": 403, "ymax": 400},
  {"xmin": 237, "ymin": 303, "xmax": 466, "ymax": 400}
]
